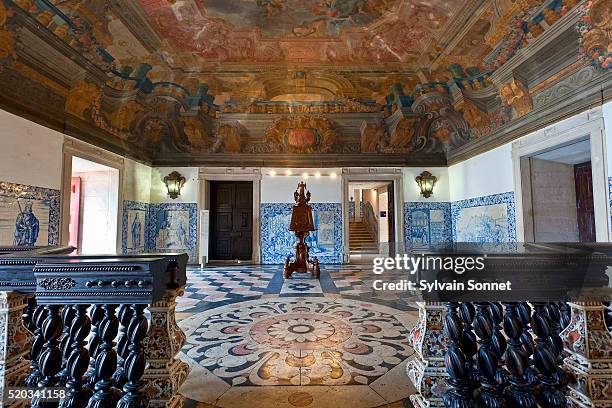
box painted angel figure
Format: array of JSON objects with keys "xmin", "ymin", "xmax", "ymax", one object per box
[{"xmin": 14, "ymin": 202, "xmax": 40, "ymax": 246}]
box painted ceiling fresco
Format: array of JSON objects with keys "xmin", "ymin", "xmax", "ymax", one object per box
[
  {"xmin": 0, "ymin": 0, "xmax": 610, "ymax": 164},
  {"xmin": 203, "ymin": 0, "xmax": 399, "ymax": 37},
  {"xmin": 130, "ymin": 0, "xmax": 458, "ymax": 66}
]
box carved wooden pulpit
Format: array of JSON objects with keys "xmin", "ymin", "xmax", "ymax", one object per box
[{"xmin": 283, "ymin": 182, "xmax": 321, "ymax": 279}]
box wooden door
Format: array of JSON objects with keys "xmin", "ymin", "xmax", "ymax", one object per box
[
  {"xmin": 574, "ymin": 162, "xmax": 596, "ymax": 242},
  {"xmin": 209, "ymin": 181, "xmax": 253, "ymax": 260}
]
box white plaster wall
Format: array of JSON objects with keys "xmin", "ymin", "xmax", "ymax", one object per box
[
  {"xmin": 0, "ymin": 109, "xmax": 64, "ymax": 189},
  {"xmin": 150, "ymin": 167, "xmax": 199, "ymax": 203},
  {"xmin": 261, "ymin": 168, "xmax": 342, "ymax": 203},
  {"xmin": 603, "ymin": 101, "xmax": 612, "ymax": 177},
  {"xmin": 448, "ymin": 143, "xmax": 515, "ymax": 202},
  {"xmin": 123, "ymin": 159, "xmax": 152, "ymax": 203},
  {"xmin": 402, "ymin": 167, "xmax": 450, "ymax": 202},
  {"xmin": 378, "ymin": 189, "xmax": 389, "ymax": 243}
]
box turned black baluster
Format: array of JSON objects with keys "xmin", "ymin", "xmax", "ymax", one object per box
[
  {"xmin": 487, "ymin": 301, "xmax": 509, "ymax": 389},
  {"xmin": 60, "ymin": 305, "xmax": 93, "ymax": 408},
  {"xmin": 87, "ymin": 304, "xmax": 121, "ymax": 408},
  {"xmin": 33, "ymin": 304, "xmax": 64, "ymax": 408},
  {"xmin": 603, "ymin": 302, "xmax": 612, "ymax": 332},
  {"xmin": 22, "ymin": 296, "xmax": 37, "ymax": 333},
  {"xmin": 459, "ymin": 302, "xmax": 479, "ymax": 391},
  {"xmin": 59, "ymin": 305, "xmax": 77, "ymax": 385},
  {"xmin": 25, "ymin": 305, "xmax": 47, "ymax": 388},
  {"xmin": 517, "ymin": 302, "xmax": 537, "ymax": 387},
  {"xmin": 545, "ymin": 302, "xmax": 571, "ymax": 392},
  {"xmin": 443, "ymin": 302, "xmax": 476, "ymax": 408},
  {"xmin": 532, "ymin": 302, "xmax": 566, "ymax": 408},
  {"xmin": 488, "ymin": 302, "xmax": 507, "ymax": 361},
  {"xmin": 517, "ymin": 302, "xmax": 535, "ymax": 358},
  {"xmin": 502, "ymin": 302, "xmax": 537, "ymax": 408},
  {"xmin": 545, "ymin": 303, "xmax": 565, "ymax": 362},
  {"xmin": 85, "ymin": 305, "xmax": 105, "ymax": 389},
  {"xmin": 117, "ymin": 304, "xmax": 149, "ymax": 408},
  {"xmin": 473, "ymin": 302, "xmax": 505, "ymax": 407},
  {"xmin": 557, "ymin": 302, "xmax": 571, "ymax": 330},
  {"xmin": 113, "ymin": 304, "xmax": 134, "ymax": 388}
]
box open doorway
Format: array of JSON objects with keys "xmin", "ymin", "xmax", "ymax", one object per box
[
  {"xmin": 519, "ymin": 138, "xmax": 595, "ymax": 242},
  {"xmin": 348, "ymin": 181, "xmax": 395, "ymax": 262},
  {"xmin": 70, "ymin": 156, "xmax": 120, "ymax": 254}
]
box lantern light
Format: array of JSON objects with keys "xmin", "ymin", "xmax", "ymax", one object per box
[
  {"xmin": 163, "ymin": 171, "xmax": 186, "ymax": 200},
  {"xmin": 415, "ymin": 171, "xmax": 437, "ymax": 198}
]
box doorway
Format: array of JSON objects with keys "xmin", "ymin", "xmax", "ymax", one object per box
[
  {"xmin": 69, "ymin": 156, "xmax": 120, "ymax": 254},
  {"xmin": 519, "ymin": 139, "xmax": 595, "ymax": 242},
  {"xmin": 347, "ymin": 181, "xmax": 395, "ymax": 262},
  {"xmin": 209, "ymin": 181, "xmax": 253, "ymax": 260}
]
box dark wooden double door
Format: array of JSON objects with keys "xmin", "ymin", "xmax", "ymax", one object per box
[{"xmin": 209, "ymin": 181, "xmax": 253, "ymax": 260}]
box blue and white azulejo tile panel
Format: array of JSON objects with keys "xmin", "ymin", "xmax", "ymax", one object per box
[
  {"xmin": 148, "ymin": 202, "xmax": 198, "ymax": 262},
  {"xmin": 0, "ymin": 181, "xmax": 60, "ymax": 246},
  {"xmin": 608, "ymin": 177, "xmax": 612, "ymax": 232},
  {"xmin": 121, "ymin": 200, "xmax": 149, "ymax": 254},
  {"xmin": 404, "ymin": 202, "xmax": 452, "ymax": 250},
  {"xmin": 260, "ymin": 202, "xmax": 342, "ymax": 264},
  {"xmin": 451, "ymin": 192, "xmax": 516, "ymax": 243}
]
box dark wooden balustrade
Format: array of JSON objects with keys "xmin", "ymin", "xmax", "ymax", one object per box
[
  {"xmin": 408, "ymin": 244, "xmax": 612, "ymax": 408},
  {"xmin": 0, "ymin": 247, "xmax": 189, "ymax": 408}
]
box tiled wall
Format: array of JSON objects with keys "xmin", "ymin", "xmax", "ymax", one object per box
[
  {"xmin": 0, "ymin": 181, "xmax": 60, "ymax": 246},
  {"xmin": 451, "ymin": 192, "xmax": 517, "ymax": 243},
  {"xmin": 608, "ymin": 177, "xmax": 612, "ymax": 234},
  {"xmin": 121, "ymin": 200, "xmax": 149, "ymax": 254},
  {"xmin": 403, "ymin": 192, "xmax": 517, "ymax": 249},
  {"xmin": 122, "ymin": 200, "xmax": 198, "ymax": 262},
  {"xmin": 404, "ymin": 202, "xmax": 452, "ymax": 250},
  {"xmin": 260, "ymin": 202, "xmax": 342, "ymax": 264},
  {"xmin": 124, "ymin": 194, "xmax": 515, "ymax": 263}
]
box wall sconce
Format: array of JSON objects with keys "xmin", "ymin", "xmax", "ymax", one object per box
[
  {"xmin": 163, "ymin": 171, "xmax": 186, "ymax": 199},
  {"xmin": 415, "ymin": 171, "xmax": 437, "ymax": 198}
]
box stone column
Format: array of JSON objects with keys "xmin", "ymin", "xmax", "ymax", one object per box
[
  {"xmin": 143, "ymin": 289, "xmax": 190, "ymax": 408},
  {"xmin": 0, "ymin": 292, "xmax": 33, "ymax": 408},
  {"xmin": 406, "ymin": 302, "xmax": 448, "ymax": 407},
  {"xmin": 561, "ymin": 301, "xmax": 612, "ymax": 408}
]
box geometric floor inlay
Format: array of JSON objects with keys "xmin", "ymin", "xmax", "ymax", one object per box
[
  {"xmin": 176, "ymin": 264, "xmax": 421, "ymax": 407},
  {"xmin": 179, "ymin": 297, "xmax": 418, "ymax": 407}
]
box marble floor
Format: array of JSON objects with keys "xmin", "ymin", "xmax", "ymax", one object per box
[{"xmin": 177, "ymin": 265, "xmax": 419, "ymax": 408}]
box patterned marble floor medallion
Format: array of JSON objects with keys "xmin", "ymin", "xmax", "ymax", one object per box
[{"xmin": 179, "ymin": 297, "xmax": 417, "ymax": 406}]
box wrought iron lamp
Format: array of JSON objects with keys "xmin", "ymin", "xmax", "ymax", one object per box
[
  {"xmin": 415, "ymin": 171, "xmax": 437, "ymax": 198},
  {"xmin": 163, "ymin": 171, "xmax": 186, "ymax": 199}
]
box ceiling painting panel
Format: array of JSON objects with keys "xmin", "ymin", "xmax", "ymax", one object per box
[{"xmin": 0, "ymin": 0, "xmax": 609, "ymax": 166}]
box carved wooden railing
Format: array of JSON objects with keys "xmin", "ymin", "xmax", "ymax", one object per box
[
  {"xmin": 407, "ymin": 245, "xmax": 612, "ymax": 408},
  {"xmin": 0, "ymin": 248, "xmax": 189, "ymax": 408},
  {"xmin": 408, "ymin": 300, "xmax": 611, "ymax": 407}
]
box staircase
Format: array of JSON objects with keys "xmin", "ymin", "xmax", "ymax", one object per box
[{"xmin": 349, "ymin": 221, "xmax": 378, "ymax": 253}]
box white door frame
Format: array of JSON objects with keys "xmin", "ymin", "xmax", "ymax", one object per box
[
  {"xmin": 341, "ymin": 168, "xmax": 405, "ymax": 262},
  {"xmin": 198, "ymin": 168, "xmax": 262, "ymax": 263},
  {"xmin": 60, "ymin": 137, "xmax": 125, "ymax": 252},
  {"xmin": 511, "ymin": 107, "xmax": 609, "ymax": 242}
]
